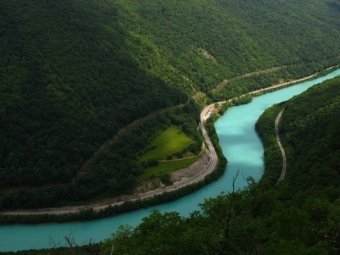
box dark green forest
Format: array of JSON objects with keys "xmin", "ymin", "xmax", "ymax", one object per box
[{"xmin": 1, "ymin": 0, "xmax": 340, "ymax": 209}]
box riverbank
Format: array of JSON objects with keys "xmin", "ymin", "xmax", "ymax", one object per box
[{"xmin": 2, "ymin": 149, "xmax": 213, "ymax": 216}]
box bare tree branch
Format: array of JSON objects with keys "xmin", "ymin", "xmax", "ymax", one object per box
[{"xmin": 223, "ymin": 169, "xmax": 240, "ymax": 251}]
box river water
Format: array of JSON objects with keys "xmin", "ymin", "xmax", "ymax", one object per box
[{"xmin": 1, "ymin": 69, "xmax": 339, "ymax": 252}]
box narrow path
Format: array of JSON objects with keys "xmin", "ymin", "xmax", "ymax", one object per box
[
  {"xmin": 249, "ymin": 73, "xmax": 317, "ymax": 96},
  {"xmin": 77, "ymin": 103, "xmax": 185, "ymax": 178},
  {"xmin": 212, "ymin": 66, "xmax": 287, "ymax": 92},
  {"xmin": 275, "ymin": 109, "xmax": 287, "ymax": 183}
]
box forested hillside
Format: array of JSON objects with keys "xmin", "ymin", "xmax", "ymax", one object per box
[
  {"xmin": 275, "ymin": 77, "xmax": 340, "ymax": 201},
  {"xmin": 1, "ymin": 0, "xmax": 340, "ymax": 209},
  {"xmin": 97, "ymin": 77, "xmax": 340, "ymax": 255}
]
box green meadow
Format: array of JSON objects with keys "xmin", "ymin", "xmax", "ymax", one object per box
[
  {"xmin": 138, "ymin": 125, "xmax": 198, "ymax": 183},
  {"xmin": 140, "ymin": 125, "xmax": 195, "ymax": 160}
]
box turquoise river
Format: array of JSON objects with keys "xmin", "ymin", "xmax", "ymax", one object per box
[{"xmin": 1, "ymin": 69, "xmax": 340, "ymax": 252}]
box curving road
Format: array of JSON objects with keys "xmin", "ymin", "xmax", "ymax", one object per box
[{"xmin": 275, "ymin": 109, "xmax": 287, "ymax": 183}]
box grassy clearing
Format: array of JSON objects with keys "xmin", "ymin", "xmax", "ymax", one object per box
[
  {"xmin": 140, "ymin": 125, "xmax": 194, "ymax": 160},
  {"xmin": 137, "ymin": 156, "xmax": 199, "ymax": 183}
]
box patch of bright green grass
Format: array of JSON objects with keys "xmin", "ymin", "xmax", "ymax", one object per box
[
  {"xmin": 137, "ymin": 156, "xmax": 199, "ymax": 183},
  {"xmin": 140, "ymin": 125, "xmax": 194, "ymax": 160}
]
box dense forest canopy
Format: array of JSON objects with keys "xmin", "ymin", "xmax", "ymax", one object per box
[{"xmin": 1, "ymin": 0, "xmax": 340, "ymax": 209}]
